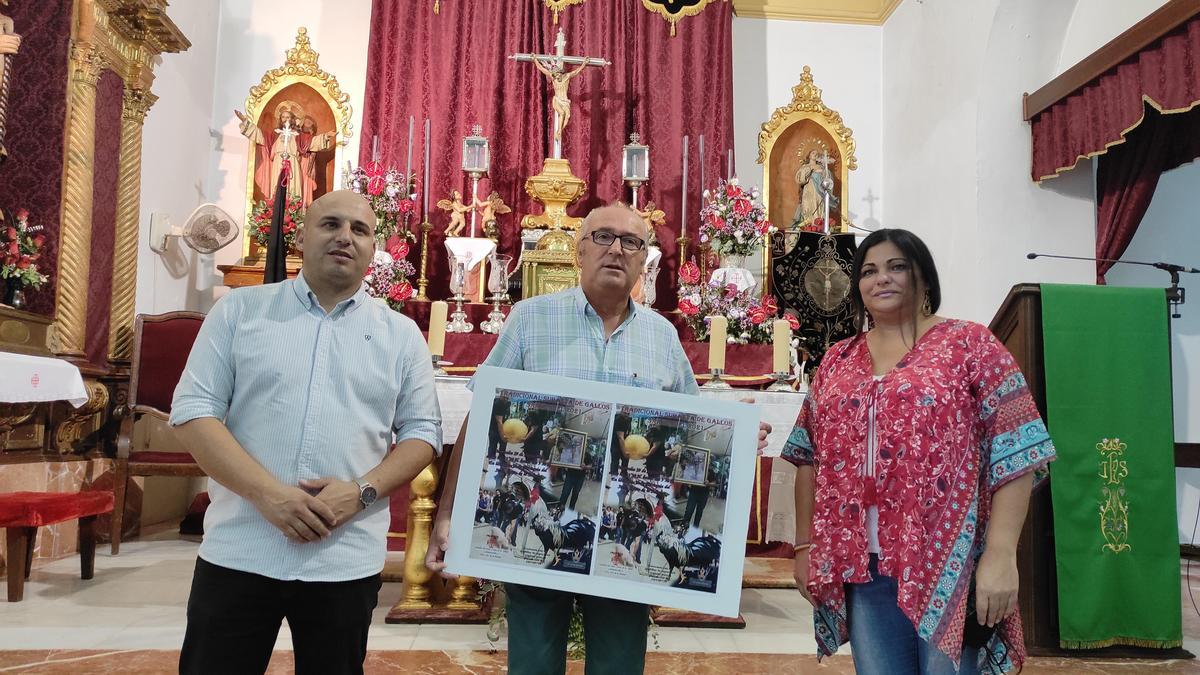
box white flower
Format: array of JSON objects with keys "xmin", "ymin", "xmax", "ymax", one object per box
[
  {"xmin": 729, "ymin": 177, "xmax": 739, "ymax": 186},
  {"xmin": 373, "ymin": 250, "xmax": 394, "ymax": 266}
]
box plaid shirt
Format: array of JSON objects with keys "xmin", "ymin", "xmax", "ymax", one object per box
[{"xmin": 471, "ymin": 286, "xmax": 698, "ymax": 395}]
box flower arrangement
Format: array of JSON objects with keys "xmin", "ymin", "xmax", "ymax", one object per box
[
  {"xmin": 250, "ymin": 197, "xmax": 303, "ymax": 255},
  {"xmin": 676, "ymin": 259, "xmax": 793, "ymax": 344},
  {"xmin": 363, "ymin": 238, "xmax": 417, "ymax": 310},
  {"xmin": 345, "ymin": 161, "xmax": 419, "ymax": 246},
  {"xmin": 698, "ymin": 178, "xmax": 775, "ymax": 258},
  {"xmin": 1, "ymin": 209, "xmax": 49, "ymax": 290}
]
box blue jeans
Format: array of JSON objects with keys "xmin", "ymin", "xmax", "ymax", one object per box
[{"xmin": 846, "ymin": 556, "xmax": 979, "ymax": 675}]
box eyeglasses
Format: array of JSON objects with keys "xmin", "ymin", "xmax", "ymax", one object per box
[{"xmin": 585, "ymin": 230, "xmax": 646, "ymax": 252}]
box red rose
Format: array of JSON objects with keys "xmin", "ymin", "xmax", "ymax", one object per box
[
  {"xmin": 678, "ymin": 299, "xmax": 699, "ymax": 316},
  {"xmin": 32, "ymin": 235, "xmax": 45, "ymax": 248},
  {"xmin": 679, "ymin": 261, "xmax": 701, "ymax": 284},
  {"xmin": 786, "ymin": 313, "xmax": 800, "ymax": 330},
  {"xmin": 398, "ymin": 199, "xmax": 415, "ymax": 215},
  {"xmin": 733, "ymin": 199, "xmax": 752, "ymax": 217},
  {"xmin": 762, "ymin": 295, "xmax": 778, "ymax": 315},
  {"xmin": 748, "ymin": 307, "xmax": 766, "ymax": 325},
  {"xmin": 6, "ymin": 241, "xmax": 17, "ymax": 256},
  {"xmin": 16, "ymin": 258, "xmax": 30, "ymax": 269},
  {"xmin": 5, "ymin": 227, "xmax": 15, "ymax": 240},
  {"xmin": 14, "ymin": 209, "xmax": 28, "ymax": 221}
]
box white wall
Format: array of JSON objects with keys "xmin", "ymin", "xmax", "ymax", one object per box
[
  {"xmin": 1103, "ymin": 161, "xmax": 1200, "ymax": 541},
  {"xmin": 731, "ymin": 17, "xmax": 884, "ymax": 229},
  {"xmin": 1056, "ymin": 0, "xmax": 1170, "ymax": 76},
  {"xmin": 135, "ymin": 0, "xmax": 222, "ymax": 314},
  {"xmin": 207, "ymin": 0, "xmax": 373, "ymax": 283}
]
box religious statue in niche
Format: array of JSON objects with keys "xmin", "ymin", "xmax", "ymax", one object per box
[
  {"xmin": 791, "ymin": 147, "xmax": 840, "ymax": 230},
  {"xmin": 438, "ymin": 190, "xmax": 473, "ymax": 237},
  {"xmin": 474, "ymin": 191, "xmax": 511, "ymax": 241},
  {"xmin": 235, "ymin": 100, "xmax": 334, "ymax": 210},
  {"xmin": 0, "ymin": 7, "xmax": 22, "ymax": 164}
]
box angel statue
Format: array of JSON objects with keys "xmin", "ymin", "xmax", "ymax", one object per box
[
  {"xmin": 474, "ymin": 191, "xmax": 511, "ymax": 241},
  {"xmin": 437, "ymin": 190, "xmax": 473, "ymax": 237},
  {"xmin": 636, "ymin": 201, "xmax": 666, "ymax": 246}
]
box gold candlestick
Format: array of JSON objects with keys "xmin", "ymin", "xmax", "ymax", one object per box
[{"xmin": 416, "ymin": 219, "xmax": 433, "ymax": 301}]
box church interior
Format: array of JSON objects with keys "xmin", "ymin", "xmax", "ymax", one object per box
[{"xmin": 1, "ymin": 0, "xmax": 1199, "ymax": 672}]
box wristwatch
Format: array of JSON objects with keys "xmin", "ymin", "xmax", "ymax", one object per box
[{"xmin": 354, "ymin": 479, "xmax": 378, "ymax": 510}]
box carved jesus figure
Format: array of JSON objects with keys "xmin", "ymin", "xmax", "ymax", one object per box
[
  {"xmin": 235, "ymin": 102, "xmax": 333, "ymax": 209},
  {"xmin": 531, "ymin": 56, "xmax": 591, "ymax": 145}
]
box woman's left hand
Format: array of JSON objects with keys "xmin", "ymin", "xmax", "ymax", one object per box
[{"xmin": 974, "ymin": 547, "xmax": 1019, "ymax": 627}]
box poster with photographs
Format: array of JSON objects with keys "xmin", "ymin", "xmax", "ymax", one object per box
[{"xmin": 446, "ymin": 367, "xmax": 760, "ymax": 618}]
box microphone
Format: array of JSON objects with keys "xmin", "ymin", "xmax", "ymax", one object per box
[{"xmin": 1027, "ymin": 252, "xmax": 1199, "ymax": 273}]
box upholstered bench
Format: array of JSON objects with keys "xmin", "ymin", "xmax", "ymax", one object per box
[{"xmin": 0, "ymin": 491, "xmax": 114, "ymax": 601}]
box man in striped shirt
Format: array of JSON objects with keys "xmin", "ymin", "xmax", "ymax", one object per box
[
  {"xmin": 170, "ymin": 191, "xmax": 441, "ymax": 674},
  {"xmin": 427, "ymin": 204, "xmax": 769, "ymax": 674}
]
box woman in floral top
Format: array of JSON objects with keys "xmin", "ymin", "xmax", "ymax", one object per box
[{"xmin": 783, "ymin": 229, "xmax": 1055, "ymax": 675}]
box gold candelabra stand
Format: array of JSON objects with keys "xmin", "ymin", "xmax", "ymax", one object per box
[{"xmin": 416, "ymin": 220, "xmax": 433, "ymax": 301}]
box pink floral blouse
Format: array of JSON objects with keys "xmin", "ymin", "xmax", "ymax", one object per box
[{"xmin": 782, "ymin": 320, "xmax": 1055, "ymax": 673}]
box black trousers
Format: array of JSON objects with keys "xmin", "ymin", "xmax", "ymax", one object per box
[
  {"xmin": 560, "ymin": 469, "xmax": 585, "ymax": 510},
  {"xmin": 683, "ymin": 486, "xmax": 710, "ymax": 528},
  {"xmin": 180, "ymin": 557, "xmax": 381, "ymax": 675}
]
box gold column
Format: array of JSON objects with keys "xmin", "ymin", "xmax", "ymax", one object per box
[
  {"xmin": 107, "ymin": 87, "xmax": 156, "ymax": 363},
  {"xmin": 53, "ymin": 41, "xmax": 104, "ymax": 358},
  {"xmin": 396, "ymin": 462, "xmax": 438, "ymax": 609}
]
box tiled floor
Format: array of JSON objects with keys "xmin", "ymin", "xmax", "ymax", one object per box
[{"xmin": 0, "ymin": 531, "xmax": 1197, "ymax": 673}]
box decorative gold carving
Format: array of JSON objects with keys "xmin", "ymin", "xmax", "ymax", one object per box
[
  {"xmin": 243, "ymin": 27, "xmax": 352, "ymax": 142},
  {"xmin": 54, "ymin": 43, "xmax": 103, "ymax": 358},
  {"xmin": 120, "ymin": 87, "xmax": 156, "ymax": 122},
  {"xmin": 543, "ymin": 0, "xmax": 586, "ymax": 24},
  {"xmin": 1097, "ymin": 437, "xmax": 1131, "ymax": 554},
  {"xmin": 757, "ymin": 65, "xmax": 857, "ymax": 168},
  {"xmin": 641, "ymin": 0, "xmax": 719, "ymax": 37},
  {"xmin": 0, "ymin": 318, "xmax": 31, "ymax": 346},
  {"xmin": 448, "ymin": 575, "xmax": 480, "ymax": 609},
  {"xmin": 731, "ymin": 0, "xmax": 902, "ymax": 24},
  {"xmin": 53, "ymin": 379, "xmax": 109, "ymax": 453},
  {"xmin": 521, "ymin": 158, "xmax": 586, "ymax": 231},
  {"xmin": 397, "ymin": 462, "xmax": 439, "ymax": 610},
  {"xmin": 95, "ymin": 0, "xmax": 191, "ymax": 55},
  {"xmin": 520, "ymin": 230, "xmax": 581, "ymax": 298},
  {"xmin": 108, "ymin": 87, "xmax": 152, "ymax": 362}
]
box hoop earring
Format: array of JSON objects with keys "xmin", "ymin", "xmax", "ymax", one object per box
[{"xmin": 921, "ymin": 292, "xmax": 932, "ymax": 317}]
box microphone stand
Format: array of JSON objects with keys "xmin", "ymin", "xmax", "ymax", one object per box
[{"xmin": 1027, "ymin": 252, "xmax": 1197, "ymax": 319}]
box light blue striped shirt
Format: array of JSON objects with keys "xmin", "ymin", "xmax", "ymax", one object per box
[
  {"xmin": 170, "ymin": 272, "xmax": 441, "ymax": 581},
  {"xmin": 471, "ymin": 286, "xmax": 699, "ymax": 395}
]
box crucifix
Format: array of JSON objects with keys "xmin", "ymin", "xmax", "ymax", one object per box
[
  {"xmin": 819, "ymin": 151, "xmax": 834, "ymax": 234},
  {"xmin": 511, "ymin": 29, "xmax": 609, "ymax": 159},
  {"xmin": 275, "ymin": 119, "xmax": 298, "ymax": 161}
]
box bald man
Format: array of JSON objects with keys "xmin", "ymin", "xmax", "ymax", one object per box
[{"xmin": 170, "ymin": 190, "xmax": 441, "ymax": 674}]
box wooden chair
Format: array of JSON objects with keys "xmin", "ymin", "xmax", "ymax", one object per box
[{"xmin": 111, "ymin": 311, "xmax": 207, "ymax": 554}]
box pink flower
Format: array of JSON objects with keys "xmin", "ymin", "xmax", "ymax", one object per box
[
  {"xmin": 367, "ymin": 176, "xmax": 385, "ymax": 196},
  {"xmin": 724, "ymin": 283, "xmax": 739, "ymax": 299},
  {"xmin": 679, "ymin": 261, "xmax": 701, "ymax": 284},
  {"xmin": 678, "ymin": 299, "xmax": 699, "ymax": 316},
  {"xmin": 762, "ymin": 295, "xmax": 778, "ymax": 316},
  {"xmin": 733, "ymin": 199, "xmax": 752, "ymax": 217},
  {"xmin": 786, "ymin": 313, "xmax": 800, "ymax": 330},
  {"xmin": 5, "ymin": 227, "xmax": 15, "ymax": 240},
  {"xmin": 32, "ymin": 235, "xmax": 45, "ymax": 248},
  {"xmin": 386, "ymin": 237, "xmax": 409, "ymax": 260},
  {"xmin": 748, "ymin": 307, "xmax": 767, "ymax": 325},
  {"xmin": 14, "ymin": 209, "xmax": 28, "ymax": 221}
]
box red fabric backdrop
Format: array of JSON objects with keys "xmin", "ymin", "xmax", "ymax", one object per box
[
  {"xmin": 1030, "ymin": 15, "xmax": 1200, "ymax": 182},
  {"xmin": 361, "ymin": 0, "xmax": 734, "ymax": 307},
  {"xmin": 85, "ymin": 69, "xmax": 123, "ymax": 366},
  {"xmin": 0, "ymin": 1, "xmax": 72, "ymax": 317}
]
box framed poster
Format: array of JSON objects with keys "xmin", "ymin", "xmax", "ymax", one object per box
[
  {"xmin": 446, "ymin": 366, "xmax": 760, "ymax": 618},
  {"xmin": 672, "ymin": 445, "xmax": 711, "ymax": 487}
]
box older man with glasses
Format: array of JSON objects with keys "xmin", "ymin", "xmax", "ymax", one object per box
[{"xmin": 427, "ymin": 203, "xmax": 769, "ymax": 674}]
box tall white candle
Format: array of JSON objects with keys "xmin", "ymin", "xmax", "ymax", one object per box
[
  {"xmin": 680, "ymin": 135, "xmax": 689, "ymax": 242},
  {"xmin": 699, "ymin": 134, "xmax": 705, "ymax": 193},
  {"xmin": 727, "ymin": 148, "xmax": 733, "ymax": 180},
  {"xmin": 423, "ymin": 118, "xmax": 431, "ymax": 220},
  {"xmin": 405, "ymin": 116, "xmax": 414, "ymax": 181},
  {"xmin": 708, "ymin": 315, "xmax": 727, "ymax": 371},
  {"xmin": 371, "ymin": 135, "xmax": 380, "ymax": 163}
]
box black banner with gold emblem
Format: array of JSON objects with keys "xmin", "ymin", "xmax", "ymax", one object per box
[{"xmin": 770, "ymin": 231, "xmax": 858, "ymax": 372}]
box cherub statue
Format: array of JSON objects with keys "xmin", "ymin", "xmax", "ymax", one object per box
[
  {"xmin": 636, "ymin": 201, "xmax": 666, "ymax": 246},
  {"xmin": 437, "ymin": 190, "xmax": 473, "ymax": 237},
  {"xmin": 474, "ymin": 191, "xmax": 511, "ymax": 230}
]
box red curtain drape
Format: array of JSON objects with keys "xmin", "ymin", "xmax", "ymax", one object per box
[
  {"xmin": 361, "ymin": 0, "xmax": 734, "ymax": 305},
  {"xmin": 1030, "ymin": 15, "xmax": 1200, "ymax": 182},
  {"xmin": 1094, "ymin": 103, "xmax": 1200, "ymax": 283}
]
